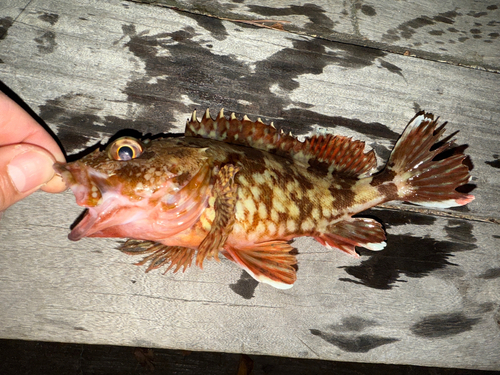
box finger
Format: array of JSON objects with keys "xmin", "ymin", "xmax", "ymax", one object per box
[
  {"xmin": 0, "ymin": 144, "xmax": 63, "ymax": 212},
  {"xmin": 41, "ymin": 173, "xmax": 67, "ymax": 194},
  {"xmin": 0, "ymin": 91, "xmax": 66, "ymax": 163}
]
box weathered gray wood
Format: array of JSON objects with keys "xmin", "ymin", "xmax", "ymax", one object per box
[
  {"xmin": 1, "ymin": 0, "xmax": 499, "ymax": 221},
  {"xmin": 132, "ymin": 0, "xmax": 500, "ymax": 72},
  {"xmin": 1, "ymin": 191, "xmax": 499, "ymax": 370},
  {"xmin": 0, "ymin": 0, "xmax": 31, "ymax": 27},
  {"xmin": 0, "ymin": 0, "xmax": 499, "ymax": 371}
]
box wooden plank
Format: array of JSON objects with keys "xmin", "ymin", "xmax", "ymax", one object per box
[
  {"xmin": 1, "ymin": 192, "xmax": 499, "ymax": 370},
  {"xmin": 0, "ymin": 0, "xmax": 31, "ymax": 44},
  {"xmin": 131, "ymin": 0, "xmax": 500, "ymax": 72},
  {"xmin": 1, "ymin": 0, "xmax": 499, "ymax": 221},
  {"xmin": 0, "ymin": 0, "xmax": 499, "ymax": 371},
  {"xmin": 0, "ymin": 0, "xmax": 32, "ymax": 23}
]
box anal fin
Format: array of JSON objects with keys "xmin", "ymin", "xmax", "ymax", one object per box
[
  {"xmin": 224, "ymin": 241, "xmax": 297, "ymax": 289},
  {"xmin": 315, "ymin": 218, "xmax": 386, "ymax": 257},
  {"xmin": 119, "ymin": 239, "xmax": 195, "ymax": 273}
]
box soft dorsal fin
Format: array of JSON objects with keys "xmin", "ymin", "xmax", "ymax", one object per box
[
  {"xmin": 299, "ymin": 134, "xmax": 376, "ymax": 176},
  {"xmin": 185, "ymin": 109, "xmax": 377, "ymax": 177}
]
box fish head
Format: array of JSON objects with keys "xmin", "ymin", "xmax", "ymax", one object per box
[{"xmin": 54, "ymin": 136, "xmax": 210, "ymax": 241}]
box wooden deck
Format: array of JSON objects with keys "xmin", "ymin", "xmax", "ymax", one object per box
[{"xmin": 0, "ymin": 0, "xmax": 499, "ymax": 371}]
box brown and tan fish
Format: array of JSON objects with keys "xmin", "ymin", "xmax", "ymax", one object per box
[{"xmin": 55, "ymin": 110, "xmax": 474, "ymax": 288}]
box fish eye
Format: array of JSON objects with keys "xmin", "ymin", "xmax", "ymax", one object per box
[
  {"xmin": 108, "ymin": 137, "xmax": 143, "ymax": 161},
  {"xmin": 118, "ymin": 145, "xmax": 135, "ymax": 160}
]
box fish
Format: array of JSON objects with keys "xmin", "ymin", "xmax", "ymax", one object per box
[{"xmin": 54, "ymin": 109, "xmax": 474, "ymax": 289}]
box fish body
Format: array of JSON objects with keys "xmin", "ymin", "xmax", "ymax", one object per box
[{"xmin": 55, "ymin": 109, "xmax": 474, "ymax": 288}]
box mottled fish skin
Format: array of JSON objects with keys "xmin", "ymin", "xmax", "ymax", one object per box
[
  {"xmin": 191, "ymin": 137, "xmax": 352, "ymax": 243},
  {"xmin": 55, "ymin": 109, "xmax": 474, "ymax": 289}
]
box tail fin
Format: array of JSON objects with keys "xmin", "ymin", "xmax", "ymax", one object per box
[{"xmin": 377, "ymin": 112, "xmax": 474, "ymax": 208}]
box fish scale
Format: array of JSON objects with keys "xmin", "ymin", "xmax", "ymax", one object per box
[
  {"xmin": 55, "ymin": 109, "xmax": 474, "ymax": 289},
  {"xmin": 233, "ymin": 161, "xmax": 324, "ymax": 240}
]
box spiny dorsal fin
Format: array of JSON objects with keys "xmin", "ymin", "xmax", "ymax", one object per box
[{"xmin": 185, "ymin": 109, "xmax": 377, "ymax": 177}]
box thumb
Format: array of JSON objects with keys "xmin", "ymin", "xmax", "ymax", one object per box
[{"xmin": 0, "ymin": 144, "xmax": 62, "ymax": 212}]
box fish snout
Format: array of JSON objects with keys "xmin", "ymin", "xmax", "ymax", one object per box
[{"xmin": 53, "ymin": 162, "xmax": 107, "ymax": 207}]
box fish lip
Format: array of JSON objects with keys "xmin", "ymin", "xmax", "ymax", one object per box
[
  {"xmin": 53, "ymin": 161, "xmax": 110, "ymax": 207},
  {"xmin": 54, "ymin": 161, "xmax": 99, "ymax": 240},
  {"xmin": 68, "ymin": 208, "xmax": 97, "ymax": 241},
  {"xmin": 53, "ymin": 162, "xmax": 76, "ymax": 186}
]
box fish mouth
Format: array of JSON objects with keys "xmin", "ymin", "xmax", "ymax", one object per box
[{"xmin": 54, "ymin": 162, "xmax": 120, "ymax": 240}]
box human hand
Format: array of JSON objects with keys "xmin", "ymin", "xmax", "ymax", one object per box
[{"xmin": 0, "ymin": 91, "xmax": 66, "ymax": 212}]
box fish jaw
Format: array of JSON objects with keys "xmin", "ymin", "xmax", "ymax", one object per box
[
  {"xmin": 54, "ymin": 160, "xmax": 213, "ymax": 243},
  {"xmin": 67, "ymin": 193, "xmax": 150, "ymax": 240},
  {"xmin": 54, "ymin": 161, "xmax": 150, "ymax": 240}
]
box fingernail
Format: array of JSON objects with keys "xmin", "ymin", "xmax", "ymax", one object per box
[{"xmin": 7, "ymin": 150, "xmax": 55, "ymax": 193}]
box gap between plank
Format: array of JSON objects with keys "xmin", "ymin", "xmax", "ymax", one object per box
[{"xmin": 375, "ymin": 203, "xmax": 500, "ymax": 225}]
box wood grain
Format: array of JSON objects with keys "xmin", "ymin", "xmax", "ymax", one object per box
[
  {"xmin": 131, "ymin": 0, "xmax": 500, "ymax": 72},
  {"xmin": 0, "ymin": 0, "xmax": 499, "ymax": 370}
]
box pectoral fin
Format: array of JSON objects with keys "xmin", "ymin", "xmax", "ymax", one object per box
[
  {"xmin": 119, "ymin": 239, "xmax": 195, "ymax": 273},
  {"xmin": 315, "ymin": 218, "xmax": 386, "ymax": 257},
  {"xmin": 196, "ymin": 164, "xmax": 240, "ymax": 267},
  {"xmin": 224, "ymin": 241, "xmax": 298, "ymax": 289}
]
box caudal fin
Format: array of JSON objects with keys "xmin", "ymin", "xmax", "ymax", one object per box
[{"xmin": 378, "ymin": 112, "xmax": 474, "ymax": 208}]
